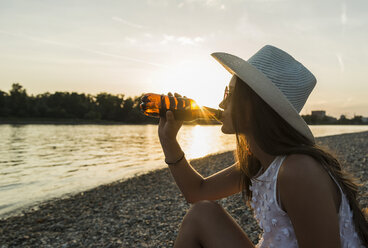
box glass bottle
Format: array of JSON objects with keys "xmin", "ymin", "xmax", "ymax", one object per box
[{"xmin": 140, "ymin": 93, "xmax": 222, "ymax": 122}]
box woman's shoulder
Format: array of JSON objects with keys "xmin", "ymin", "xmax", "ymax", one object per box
[
  {"xmin": 279, "ymin": 153, "xmax": 325, "ymax": 178},
  {"xmin": 278, "ymin": 153, "xmax": 332, "ymax": 189},
  {"xmin": 277, "ymin": 153, "xmax": 342, "ymax": 222}
]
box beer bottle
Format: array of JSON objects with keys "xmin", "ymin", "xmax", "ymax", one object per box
[{"xmin": 140, "ymin": 93, "xmax": 223, "ymax": 122}]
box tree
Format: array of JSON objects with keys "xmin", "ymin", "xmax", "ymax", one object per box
[
  {"xmin": 95, "ymin": 93, "xmax": 125, "ymax": 121},
  {"xmin": 9, "ymin": 83, "xmax": 29, "ymax": 117},
  {"xmin": 121, "ymin": 97, "xmax": 134, "ymax": 122},
  {"xmin": 0, "ymin": 84, "xmax": 171, "ymax": 124},
  {"xmin": 351, "ymin": 115, "xmax": 363, "ymax": 124},
  {"xmin": 0, "ymin": 90, "xmax": 10, "ymax": 116}
]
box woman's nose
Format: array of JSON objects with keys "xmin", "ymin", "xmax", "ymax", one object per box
[{"xmin": 219, "ymin": 99, "xmax": 225, "ymax": 109}]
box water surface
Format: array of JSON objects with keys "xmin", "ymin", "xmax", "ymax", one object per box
[{"xmin": 1, "ymin": 124, "xmax": 367, "ymax": 218}]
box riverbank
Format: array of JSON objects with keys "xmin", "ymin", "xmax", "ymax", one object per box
[
  {"xmin": 0, "ymin": 117, "xmax": 154, "ymax": 125},
  {"xmin": 1, "ymin": 117, "xmax": 367, "ymax": 126},
  {"xmin": 0, "ymin": 117, "xmax": 220, "ymax": 125},
  {"xmin": 0, "ymin": 131, "xmax": 367, "ymax": 247}
]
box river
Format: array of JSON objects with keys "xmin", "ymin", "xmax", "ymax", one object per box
[{"xmin": 1, "ymin": 124, "xmax": 368, "ymax": 218}]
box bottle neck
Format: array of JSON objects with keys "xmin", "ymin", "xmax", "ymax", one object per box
[{"xmin": 194, "ymin": 106, "xmax": 222, "ymax": 121}]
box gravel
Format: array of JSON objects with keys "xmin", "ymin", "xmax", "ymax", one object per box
[{"xmin": 0, "ymin": 131, "xmax": 367, "ymax": 248}]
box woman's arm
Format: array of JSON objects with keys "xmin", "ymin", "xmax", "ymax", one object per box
[
  {"xmin": 159, "ymin": 110, "xmax": 242, "ymax": 203},
  {"xmin": 278, "ymin": 154, "xmax": 341, "ymax": 248}
]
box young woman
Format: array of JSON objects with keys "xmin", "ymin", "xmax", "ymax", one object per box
[{"xmin": 158, "ymin": 45, "xmax": 368, "ymax": 248}]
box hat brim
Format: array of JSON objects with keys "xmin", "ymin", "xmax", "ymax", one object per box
[{"xmin": 211, "ymin": 52, "xmax": 314, "ymax": 143}]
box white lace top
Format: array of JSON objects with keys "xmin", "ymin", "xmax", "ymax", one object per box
[{"xmin": 250, "ymin": 155, "xmax": 364, "ymax": 248}]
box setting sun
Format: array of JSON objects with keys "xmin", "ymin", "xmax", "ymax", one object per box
[{"xmin": 191, "ymin": 101, "xmax": 200, "ymax": 109}]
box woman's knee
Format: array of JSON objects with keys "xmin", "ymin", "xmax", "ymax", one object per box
[
  {"xmin": 183, "ymin": 200, "xmax": 224, "ymax": 224},
  {"xmin": 191, "ymin": 200, "xmax": 222, "ymax": 213}
]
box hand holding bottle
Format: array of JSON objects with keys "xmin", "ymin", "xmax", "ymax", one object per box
[
  {"xmin": 158, "ymin": 92, "xmax": 184, "ymax": 142},
  {"xmin": 158, "ymin": 93, "xmax": 185, "ymax": 162},
  {"xmin": 140, "ymin": 91, "xmax": 223, "ymax": 160}
]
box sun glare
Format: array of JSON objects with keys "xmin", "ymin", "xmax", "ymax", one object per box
[
  {"xmin": 190, "ymin": 101, "xmax": 199, "ymax": 109},
  {"xmin": 186, "ymin": 125, "xmax": 212, "ymax": 158},
  {"xmin": 151, "ymin": 60, "xmax": 227, "ymax": 109}
]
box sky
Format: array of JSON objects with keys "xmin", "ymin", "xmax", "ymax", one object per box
[{"xmin": 0, "ymin": 0, "xmax": 367, "ymax": 118}]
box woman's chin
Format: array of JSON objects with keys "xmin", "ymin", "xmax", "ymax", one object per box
[{"xmin": 221, "ymin": 125, "xmax": 234, "ymax": 134}]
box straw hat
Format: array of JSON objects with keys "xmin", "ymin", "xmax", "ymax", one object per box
[{"xmin": 212, "ymin": 45, "xmax": 316, "ymax": 142}]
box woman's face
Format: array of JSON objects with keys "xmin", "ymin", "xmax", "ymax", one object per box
[{"xmin": 219, "ymin": 76, "xmax": 236, "ymax": 134}]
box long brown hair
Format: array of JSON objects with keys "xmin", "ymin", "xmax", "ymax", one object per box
[{"xmin": 230, "ymin": 76, "xmax": 368, "ymax": 245}]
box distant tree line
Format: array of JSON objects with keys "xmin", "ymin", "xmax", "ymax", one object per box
[
  {"xmin": 1, "ymin": 83, "xmax": 366, "ymax": 125},
  {"xmin": 0, "ymin": 83, "xmax": 158, "ymax": 124},
  {"xmin": 302, "ymin": 114, "xmax": 367, "ymax": 125}
]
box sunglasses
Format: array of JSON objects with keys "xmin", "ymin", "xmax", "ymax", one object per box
[{"xmin": 223, "ymin": 86, "xmax": 232, "ymax": 106}]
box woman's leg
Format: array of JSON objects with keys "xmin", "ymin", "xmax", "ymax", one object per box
[{"xmin": 174, "ymin": 200, "xmax": 255, "ymax": 248}]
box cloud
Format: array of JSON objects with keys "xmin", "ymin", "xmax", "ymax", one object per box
[
  {"xmin": 124, "ymin": 37, "xmax": 137, "ymax": 45},
  {"xmin": 0, "ymin": 30, "xmax": 168, "ymax": 68},
  {"xmin": 236, "ymin": 13, "xmax": 265, "ymax": 40},
  {"xmin": 341, "ymin": 2, "xmax": 347, "ymax": 33},
  {"xmin": 336, "ymin": 53, "xmax": 345, "ymax": 73},
  {"xmin": 160, "ymin": 34, "xmax": 204, "ymax": 46},
  {"xmin": 341, "ymin": 4, "xmax": 347, "ymax": 25},
  {"xmin": 252, "ymin": 0, "xmax": 289, "ymax": 2},
  {"xmin": 112, "ymin": 16, "xmax": 145, "ymax": 29},
  {"xmin": 0, "ymin": 29, "xmax": 76, "ymax": 48},
  {"xmin": 342, "ymin": 97, "xmax": 353, "ymax": 107},
  {"xmin": 178, "ymin": 0, "xmax": 226, "ymax": 10},
  {"xmin": 146, "ymin": 0, "xmax": 169, "ymax": 7},
  {"xmin": 85, "ymin": 49, "xmax": 168, "ymax": 68}
]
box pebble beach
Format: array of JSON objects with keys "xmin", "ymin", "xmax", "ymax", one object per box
[{"xmin": 0, "ymin": 131, "xmax": 367, "ymax": 248}]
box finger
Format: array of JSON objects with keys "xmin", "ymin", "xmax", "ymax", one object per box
[
  {"xmin": 174, "ymin": 92, "xmax": 182, "ymax": 98},
  {"xmin": 168, "ymin": 92, "xmax": 173, "ymax": 97},
  {"xmin": 166, "ymin": 110, "xmax": 175, "ymax": 122},
  {"xmin": 159, "ymin": 115, "xmax": 166, "ymax": 127}
]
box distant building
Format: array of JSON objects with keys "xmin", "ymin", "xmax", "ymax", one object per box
[
  {"xmin": 311, "ymin": 110, "xmax": 326, "ymax": 119},
  {"xmin": 302, "ymin": 111, "xmax": 338, "ymax": 124}
]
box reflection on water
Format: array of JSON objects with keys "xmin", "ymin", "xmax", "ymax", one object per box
[
  {"xmin": 181, "ymin": 125, "xmax": 235, "ymax": 159},
  {"xmin": 0, "ymin": 124, "xmax": 235, "ymax": 218},
  {"xmin": 0, "ymin": 124, "xmax": 367, "ymax": 218}
]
